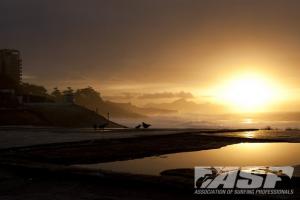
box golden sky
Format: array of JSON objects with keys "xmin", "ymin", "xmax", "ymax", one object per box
[{"xmin": 1, "ymin": 0, "xmax": 300, "ymax": 112}]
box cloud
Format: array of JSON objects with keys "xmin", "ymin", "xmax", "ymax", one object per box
[
  {"xmin": 138, "ymin": 91, "xmax": 194, "ymax": 99},
  {"xmin": 22, "ymin": 74, "xmax": 36, "ymax": 80},
  {"xmin": 103, "ymin": 91, "xmax": 194, "ymax": 101},
  {"xmin": 103, "ymin": 92, "xmax": 140, "ymax": 101}
]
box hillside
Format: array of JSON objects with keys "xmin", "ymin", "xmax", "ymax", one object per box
[
  {"xmin": 73, "ymin": 87, "xmax": 175, "ymax": 118},
  {"xmin": 0, "ymin": 104, "xmax": 125, "ymax": 128}
]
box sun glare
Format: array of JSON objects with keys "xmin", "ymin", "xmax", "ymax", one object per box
[{"xmin": 219, "ymin": 75, "xmax": 277, "ymax": 112}]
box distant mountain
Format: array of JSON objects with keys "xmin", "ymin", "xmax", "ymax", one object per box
[
  {"xmin": 105, "ymin": 101, "xmax": 177, "ymax": 116},
  {"xmin": 78, "ymin": 100, "xmax": 145, "ymax": 118},
  {"xmin": 77, "ymin": 100, "xmax": 177, "ymax": 118},
  {"xmin": 144, "ymin": 98, "xmax": 227, "ymax": 114},
  {"xmin": 73, "ymin": 88, "xmax": 175, "ymax": 118},
  {"xmin": 73, "ymin": 88, "xmax": 144, "ymax": 118}
]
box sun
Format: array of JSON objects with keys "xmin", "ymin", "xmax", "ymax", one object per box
[{"xmin": 219, "ymin": 75, "xmax": 276, "ymax": 112}]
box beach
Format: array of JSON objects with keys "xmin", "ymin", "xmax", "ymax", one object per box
[{"xmin": 0, "ymin": 127, "xmax": 299, "ymax": 199}]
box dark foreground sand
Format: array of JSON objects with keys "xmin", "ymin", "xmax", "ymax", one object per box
[{"xmin": 0, "ymin": 129, "xmax": 299, "ymax": 200}]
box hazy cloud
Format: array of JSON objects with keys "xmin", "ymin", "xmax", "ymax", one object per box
[
  {"xmin": 138, "ymin": 91, "xmax": 194, "ymax": 99},
  {"xmin": 22, "ymin": 74, "xmax": 36, "ymax": 80},
  {"xmin": 103, "ymin": 91, "xmax": 194, "ymax": 101},
  {"xmin": 103, "ymin": 92, "xmax": 140, "ymax": 101},
  {"xmin": 2, "ymin": 0, "xmax": 300, "ymax": 101}
]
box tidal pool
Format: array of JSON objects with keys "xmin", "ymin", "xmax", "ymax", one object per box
[{"xmin": 74, "ymin": 143, "xmax": 300, "ymax": 176}]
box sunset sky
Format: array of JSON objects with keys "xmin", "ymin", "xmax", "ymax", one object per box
[{"xmin": 1, "ymin": 0, "xmax": 300, "ymax": 112}]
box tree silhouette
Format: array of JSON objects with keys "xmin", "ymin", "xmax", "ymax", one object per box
[
  {"xmin": 63, "ymin": 87, "xmax": 74, "ymax": 95},
  {"xmin": 21, "ymin": 82, "xmax": 48, "ymax": 97},
  {"xmin": 72, "ymin": 86, "xmax": 105, "ymax": 113},
  {"xmin": 51, "ymin": 87, "xmax": 63, "ymax": 102}
]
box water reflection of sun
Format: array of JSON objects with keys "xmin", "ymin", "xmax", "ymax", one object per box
[
  {"xmin": 244, "ymin": 132, "xmax": 255, "ymax": 138},
  {"xmin": 242, "ymin": 118, "xmax": 253, "ymax": 124}
]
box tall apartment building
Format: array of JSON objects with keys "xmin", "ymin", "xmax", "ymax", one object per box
[{"xmin": 0, "ymin": 49, "xmax": 22, "ymax": 85}]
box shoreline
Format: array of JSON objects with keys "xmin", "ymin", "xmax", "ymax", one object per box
[
  {"xmin": 0, "ymin": 129, "xmax": 283, "ymax": 165},
  {"xmin": 0, "ymin": 128, "xmax": 299, "ymax": 199}
]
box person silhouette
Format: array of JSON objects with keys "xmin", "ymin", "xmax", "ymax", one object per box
[
  {"xmin": 135, "ymin": 124, "xmax": 141, "ymax": 129},
  {"xmin": 99, "ymin": 123, "xmax": 108, "ymax": 131},
  {"xmin": 142, "ymin": 122, "xmax": 151, "ymax": 128}
]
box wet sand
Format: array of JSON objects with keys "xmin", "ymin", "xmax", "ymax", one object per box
[
  {"xmin": 0, "ymin": 127, "xmax": 259, "ymax": 149},
  {"xmin": 0, "ymin": 130, "xmax": 275, "ymax": 165},
  {"xmin": 0, "ymin": 128, "xmax": 299, "ymax": 199}
]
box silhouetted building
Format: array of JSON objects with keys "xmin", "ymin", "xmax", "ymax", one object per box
[
  {"xmin": 0, "ymin": 49, "xmax": 22, "ymax": 85},
  {"xmin": 0, "ymin": 74, "xmax": 19, "ymax": 107},
  {"xmin": 0, "ymin": 49, "xmax": 22, "ymax": 107}
]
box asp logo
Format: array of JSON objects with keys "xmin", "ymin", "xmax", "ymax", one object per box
[{"xmin": 194, "ymin": 166, "xmax": 294, "ymax": 189}]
